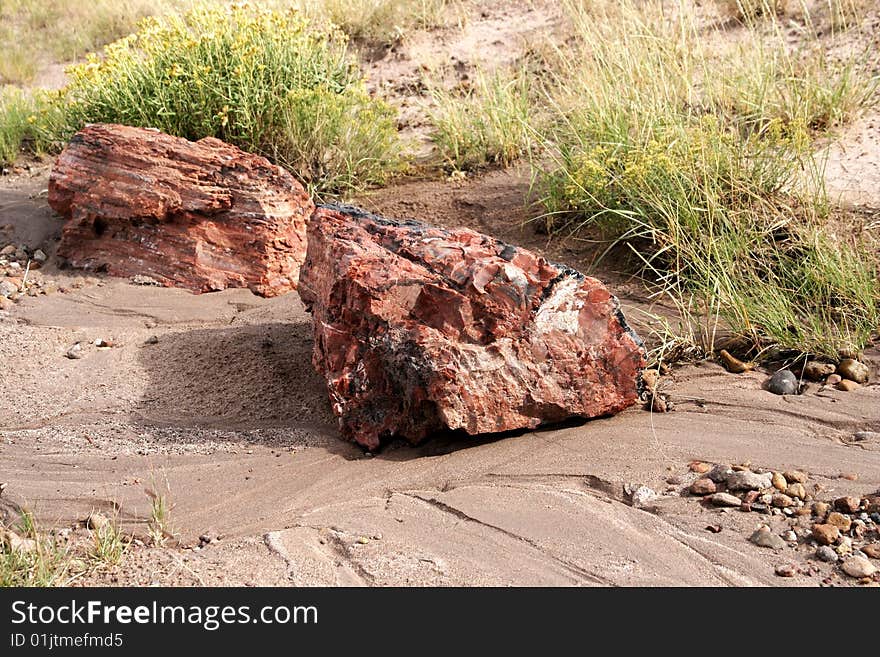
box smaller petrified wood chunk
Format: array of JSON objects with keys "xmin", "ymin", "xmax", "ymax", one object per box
[{"xmin": 49, "ymin": 124, "xmax": 313, "ymax": 297}]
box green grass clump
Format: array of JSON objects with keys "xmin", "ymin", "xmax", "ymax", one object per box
[
  {"xmin": 1, "ymin": 510, "xmax": 71, "ymax": 587},
  {"xmin": 535, "ymin": 0, "xmax": 879, "ymax": 357},
  {"xmin": 429, "ymin": 68, "xmax": 533, "ymax": 172}
]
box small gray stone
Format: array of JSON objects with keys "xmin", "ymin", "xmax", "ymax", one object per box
[
  {"xmin": 706, "ymin": 464, "xmax": 732, "ymax": 483},
  {"xmin": 853, "ymin": 431, "xmax": 878, "ymax": 442},
  {"xmin": 750, "ymin": 527, "xmax": 786, "ymax": 549},
  {"xmin": 815, "ymin": 545, "xmax": 838, "ymax": 563},
  {"xmin": 726, "ymin": 470, "xmax": 773, "ymax": 491},
  {"xmin": 709, "ymin": 492, "xmax": 742, "ymax": 507},
  {"xmin": 144, "ymin": 335, "xmax": 159, "ymax": 345},
  {"xmin": 767, "ymin": 369, "xmax": 798, "ymax": 395},
  {"xmin": 65, "ymin": 343, "xmax": 83, "ymax": 359},
  {"xmin": 32, "ymin": 249, "xmax": 47, "ymax": 263}
]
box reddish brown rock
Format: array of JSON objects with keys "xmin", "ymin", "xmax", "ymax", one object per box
[
  {"xmin": 834, "ymin": 496, "xmax": 861, "ymax": 513},
  {"xmin": 49, "ymin": 124, "xmax": 313, "ymax": 297},
  {"xmin": 689, "ymin": 478, "xmax": 716, "ymax": 496},
  {"xmin": 298, "ymin": 204, "xmax": 646, "ymax": 449},
  {"xmin": 811, "ymin": 523, "xmax": 840, "ymax": 546}
]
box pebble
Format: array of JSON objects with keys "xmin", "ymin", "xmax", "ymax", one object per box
[
  {"xmin": 772, "ymin": 493, "xmax": 794, "ymax": 508},
  {"xmin": 782, "ymin": 530, "xmax": 797, "ymax": 542},
  {"xmin": 841, "ymin": 556, "xmax": 877, "ymax": 578},
  {"xmin": 811, "ymin": 523, "xmax": 840, "ymax": 545},
  {"xmin": 803, "ymin": 361, "xmax": 836, "ymax": 381},
  {"xmin": 767, "ymin": 369, "xmax": 798, "ymax": 395},
  {"xmin": 775, "ymin": 564, "xmax": 796, "ymax": 577},
  {"xmin": 726, "ymin": 470, "xmax": 772, "ymax": 491},
  {"xmin": 199, "ymin": 530, "xmax": 219, "ymax": 545},
  {"xmin": 144, "ymin": 335, "xmax": 159, "ymax": 345},
  {"xmin": 707, "ymin": 464, "xmax": 732, "ymax": 483},
  {"xmin": 816, "ymin": 545, "xmax": 839, "ymax": 563},
  {"xmin": 630, "ymin": 486, "xmax": 658, "ymax": 508},
  {"xmin": 826, "ymin": 373, "xmax": 842, "ymax": 386},
  {"xmin": 65, "ymin": 343, "xmax": 84, "ymax": 359},
  {"xmin": 689, "ymin": 478, "xmax": 716, "ymax": 495},
  {"xmin": 131, "ymin": 274, "xmax": 161, "ymax": 286},
  {"xmin": 750, "ymin": 527, "xmax": 787, "ymax": 549},
  {"xmin": 709, "ymin": 492, "xmax": 742, "ymax": 507},
  {"xmin": 786, "ymin": 482, "xmax": 806, "ymax": 500},
  {"xmin": 719, "ymin": 349, "xmax": 755, "ymax": 373},
  {"xmin": 32, "ymin": 249, "xmax": 47, "ymax": 263},
  {"xmin": 862, "ymin": 543, "xmax": 880, "ymax": 559},
  {"xmin": 853, "ymin": 431, "xmax": 879, "ymax": 442},
  {"xmin": 688, "ymin": 461, "xmax": 712, "ymax": 474},
  {"xmin": 784, "ymin": 470, "xmax": 807, "ymax": 483},
  {"xmin": 86, "ymin": 512, "xmax": 109, "ymax": 530},
  {"xmin": 0, "ymin": 528, "xmax": 36, "ymax": 554},
  {"xmin": 837, "ymin": 358, "xmax": 869, "ymax": 384},
  {"xmin": 0, "ymin": 279, "xmax": 17, "ymax": 298},
  {"xmin": 771, "ymin": 472, "xmax": 787, "ymax": 491},
  {"xmin": 826, "ymin": 512, "xmax": 852, "ymax": 533},
  {"xmin": 0, "ymin": 245, "xmax": 15, "ymax": 256},
  {"xmin": 837, "ymin": 379, "xmax": 860, "ymax": 392},
  {"xmin": 641, "ymin": 369, "xmax": 659, "ymax": 392},
  {"xmin": 835, "ymin": 496, "xmax": 861, "ymax": 514},
  {"xmin": 812, "ymin": 501, "xmax": 830, "ymax": 519}
]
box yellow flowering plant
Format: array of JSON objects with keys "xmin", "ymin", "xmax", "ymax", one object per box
[{"xmin": 56, "ymin": 3, "xmax": 400, "ymax": 194}]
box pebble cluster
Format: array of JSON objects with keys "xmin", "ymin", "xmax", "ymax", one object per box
[
  {"xmin": 685, "ymin": 460, "xmax": 880, "ymax": 584},
  {"xmin": 0, "ymin": 242, "xmax": 61, "ymax": 310},
  {"xmin": 766, "ymin": 358, "xmax": 870, "ymax": 395}
]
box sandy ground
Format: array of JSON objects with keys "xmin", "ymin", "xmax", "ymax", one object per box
[
  {"xmin": 1, "ymin": 0, "xmax": 880, "ymax": 587},
  {"xmin": 2, "ymin": 161, "xmax": 879, "ymax": 587}
]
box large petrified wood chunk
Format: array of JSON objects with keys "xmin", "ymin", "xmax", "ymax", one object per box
[
  {"xmin": 298, "ymin": 204, "xmax": 646, "ymax": 449},
  {"xmin": 49, "ymin": 124, "xmax": 313, "ymax": 297}
]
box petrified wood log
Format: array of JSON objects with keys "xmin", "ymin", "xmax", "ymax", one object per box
[
  {"xmin": 49, "ymin": 124, "xmax": 313, "ymax": 297},
  {"xmin": 298, "ymin": 204, "xmax": 646, "ymax": 449}
]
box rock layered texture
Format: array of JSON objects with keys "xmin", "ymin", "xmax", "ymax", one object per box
[
  {"xmin": 49, "ymin": 124, "xmax": 313, "ymax": 297},
  {"xmin": 299, "ymin": 204, "xmax": 646, "ymax": 449}
]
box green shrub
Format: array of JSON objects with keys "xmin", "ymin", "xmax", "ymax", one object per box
[{"xmin": 51, "ymin": 3, "xmax": 400, "ymax": 194}]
